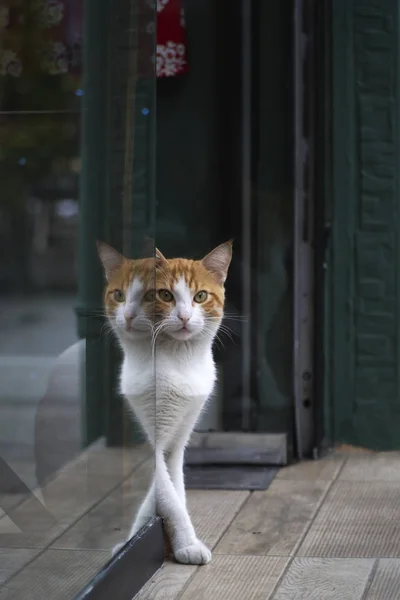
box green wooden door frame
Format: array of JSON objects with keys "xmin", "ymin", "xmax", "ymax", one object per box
[
  {"xmin": 330, "ymin": 0, "xmax": 357, "ymax": 446},
  {"xmin": 316, "ymin": 0, "xmax": 334, "ymax": 449},
  {"xmin": 103, "ymin": 1, "xmax": 157, "ymax": 447},
  {"xmin": 77, "ymin": 0, "xmax": 156, "ymax": 448},
  {"xmin": 76, "ymin": 0, "xmax": 111, "ymax": 447},
  {"xmin": 255, "ymin": 0, "xmax": 294, "ymax": 437},
  {"xmin": 330, "ymin": 0, "xmax": 400, "ymax": 449}
]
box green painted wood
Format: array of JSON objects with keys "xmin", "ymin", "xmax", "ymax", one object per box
[
  {"xmin": 101, "ymin": 0, "xmax": 126, "ymax": 448},
  {"xmin": 78, "ymin": 0, "xmax": 156, "ymax": 447},
  {"xmin": 104, "ymin": 1, "xmax": 156, "ymax": 446},
  {"xmin": 331, "ymin": 0, "xmax": 400, "ymax": 449},
  {"xmin": 156, "ymin": 0, "xmax": 219, "ymax": 259},
  {"xmin": 255, "ymin": 0, "xmax": 294, "ymax": 435},
  {"xmin": 125, "ymin": 74, "xmax": 156, "ymax": 444},
  {"xmin": 77, "ymin": 0, "xmax": 111, "ymax": 446},
  {"xmin": 320, "ymin": 0, "xmax": 334, "ymax": 447}
]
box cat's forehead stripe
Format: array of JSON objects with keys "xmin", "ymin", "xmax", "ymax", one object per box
[
  {"xmin": 173, "ymin": 277, "xmax": 194, "ymax": 303},
  {"xmin": 160, "ymin": 261, "xmax": 213, "ymax": 289},
  {"xmin": 126, "ymin": 277, "xmax": 144, "ymax": 302}
]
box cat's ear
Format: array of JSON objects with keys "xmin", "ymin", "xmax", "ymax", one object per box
[
  {"xmin": 155, "ymin": 247, "xmax": 167, "ymax": 264},
  {"xmin": 201, "ymin": 240, "xmax": 233, "ymax": 285},
  {"xmin": 97, "ymin": 241, "xmax": 125, "ymax": 281},
  {"xmin": 142, "ymin": 237, "xmax": 167, "ymax": 265}
]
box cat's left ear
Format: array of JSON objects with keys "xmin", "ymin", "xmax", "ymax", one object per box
[
  {"xmin": 141, "ymin": 237, "xmax": 167, "ymax": 263},
  {"xmin": 97, "ymin": 241, "xmax": 125, "ymax": 281},
  {"xmin": 155, "ymin": 248, "xmax": 167, "ymax": 264},
  {"xmin": 202, "ymin": 240, "xmax": 233, "ymax": 285}
]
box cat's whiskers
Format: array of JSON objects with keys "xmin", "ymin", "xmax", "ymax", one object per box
[
  {"xmin": 151, "ymin": 319, "xmax": 169, "ymax": 354},
  {"xmin": 218, "ymin": 327, "xmax": 235, "ymax": 345},
  {"xmin": 222, "ymin": 311, "xmax": 248, "ymax": 321},
  {"xmin": 211, "ymin": 331, "xmax": 225, "ymax": 353},
  {"xmin": 100, "ymin": 321, "xmax": 116, "ymax": 342},
  {"xmin": 204, "ymin": 317, "xmax": 237, "ymax": 344},
  {"xmin": 222, "ymin": 316, "xmax": 248, "ymax": 324},
  {"xmin": 195, "ymin": 322, "xmax": 223, "ymax": 352}
]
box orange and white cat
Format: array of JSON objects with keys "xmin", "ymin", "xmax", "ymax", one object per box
[{"xmin": 97, "ymin": 240, "xmax": 232, "ymax": 565}]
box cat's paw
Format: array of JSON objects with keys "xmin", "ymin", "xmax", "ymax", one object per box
[{"xmin": 174, "ymin": 539, "xmax": 212, "ymax": 565}]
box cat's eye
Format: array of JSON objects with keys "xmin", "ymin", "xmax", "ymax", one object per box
[
  {"xmin": 194, "ymin": 290, "xmax": 208, "ymax": 303},
  {"xmin": 158, "ymin": 289, "xmax": 173, "ymax": 302},
  {"xmin": 113, "ymin": 289, "xmax": 125, "ymax": 303},
  {"xmin": 144, "ymin": 290, "xmax": 156, "ymax": 302}
]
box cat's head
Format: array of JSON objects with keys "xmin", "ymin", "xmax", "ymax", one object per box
[{"xmin": 97, "ymin": 241, "xmax": 233, "ymax": 344}]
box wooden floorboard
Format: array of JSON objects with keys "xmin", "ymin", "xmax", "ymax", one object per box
[
  {"xmin": 0, "ymin": 443, "xmax": 153, "ymax": 598},
  {"xmin": 2, "ymin": 449, "xmax": 400, "ymax": 599}
]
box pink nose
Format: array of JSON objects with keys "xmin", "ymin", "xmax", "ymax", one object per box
[
  {"xmin": 179, "ymin": 316, "xmax": 190, "ymax": 327},
  {"xmin": 124, "ymin": 312, "xmax": 135, "ymax": 324}
]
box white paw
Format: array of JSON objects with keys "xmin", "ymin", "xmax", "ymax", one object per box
[
  {"xmin": 112, "ymin": 541, "xmax": 126, "ymax": 557},
  {"xmin": 173, "ymin": 539, "xmax": 212, "ymax": 565}
]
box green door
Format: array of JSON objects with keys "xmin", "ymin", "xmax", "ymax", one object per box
[{"xmin": 330, "ymin": 0, "xmax": 400, "ymax": 450}]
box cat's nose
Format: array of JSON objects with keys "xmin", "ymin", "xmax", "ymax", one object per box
[
  {"xmin": 124, "ymin": 311, "xmax": 135, "ymax": 324},
  {"xmin": 178, "ymin": 315, "xmax": 190, "ymax": 327}
]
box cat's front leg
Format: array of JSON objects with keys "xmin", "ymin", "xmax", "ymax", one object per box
[
  {"xmin": 156, "ymin": 449, "xmax": 211, "ymax": 565},
  {"xmin": 129, "ymin": 479, "xmax": 156, "ymax": 538},
  {"xmin": 166, "ymin": 400, "xmax": 205, "ymax": 508},
  {"xmin": 167, "ymin": 443, "xmax": 187, "ymax": 508}
]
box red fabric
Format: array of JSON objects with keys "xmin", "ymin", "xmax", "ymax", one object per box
[{"xmin": 157, "ymin": 0, "xmax": 188, "ymax": 78}]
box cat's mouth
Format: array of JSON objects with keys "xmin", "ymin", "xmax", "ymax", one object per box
[
  {"xmin": 122, "ymin": 320, "xmax": 151, "ymax": 338},
  {"xmin": 123, "ymin": 328, "xmax": 152, "ymax": 342},
  {"xmin": 168, "ymin": 326, "xmax": 197, "ymax": 341}
]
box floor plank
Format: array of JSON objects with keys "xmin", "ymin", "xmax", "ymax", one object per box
[
  {"xmin": 3, "ymin": 448, "xmax": 398, "ymax": 600},
  {"xmin": 0, "ymin": 494, "xmax": 26, "ymax": 515},
  {"xmin": 134, "ymin": 490, "xmax": 250, "ymax": 599},
  {"xmin": 187, "ymin": 489, "xmax": 249, "ymax": 550},
  {"xmin": 366, "ymin": 559, "xmax": 400, "ymax": 599},
  {"xmin": 0, "ymin": 549, "xmax": 38, "ymax": 586},
  {"xmin": 52, "ymin": 459, "xmax": 153, "ymax": 550},
  {"xmin": 273, "ymin": 558, "xmax": 374, "ymax": 600},
  {"xmin": 179, "ymin": 555, "xmax": 288, "ymax": 600},
  {"xmin": 339, "ymin": 453, "xmax": 400, "ymax": 482},
  {"xmin": 276, "ymin": 454, "xmax": 344, "ymax": 481},
  {"xmin": 298, "ymin": 481, "xmax": 400, "ymax": 557},
  {"xmin": 0, "ymin": 473, "xmax": 120, "ymax": 549},
  {"xmin": 134, "ymin": 563, "xmax": 198, "ymax": 600},
  {"xmin": 215, "ymin": 479, "xmax": 330, "ymax": 556},
  {"xmin": 0, "ymin": 446, "xmax": 150, "ymax": 549},
  {"xmin": 0, "ymin": 549, "xmax": 109, "ymax": 600}
]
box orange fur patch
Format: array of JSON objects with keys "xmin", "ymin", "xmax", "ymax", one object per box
[{"xmin": 104, "ymin": 256, "xmax": 226, "ymax": 321}]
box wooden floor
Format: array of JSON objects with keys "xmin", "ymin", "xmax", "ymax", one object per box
[
  {"xmin": 0, "ymin": 441, "xmax": 153, "ymax": 599},
  {"xmin": 137, "ymin": 449, "xmax": 400, "ymax": 600},
  {"xmin": 2, "ymin": 445, "xmax": 400, "ymax": 599}
]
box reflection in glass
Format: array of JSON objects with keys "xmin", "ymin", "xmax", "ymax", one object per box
[{"xmin": 0, "ymin": 0, "xmax": 157, "ymax": 597}]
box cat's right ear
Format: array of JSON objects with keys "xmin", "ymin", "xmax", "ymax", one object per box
[
  {"xmin": 202, "ymin": 240, "xmax": 233, "ymax": 285},
  {"xmin": 155, "ymin": 247, "xmax": 168, "ymax": 264},
  {"xmin": 97, "ymin": 241, "xmax": 124, "ymax": 281}
]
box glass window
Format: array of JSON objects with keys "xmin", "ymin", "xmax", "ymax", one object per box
[{"xmin": 0, "ymin": 1, "xmax": 157, "ymax": 597}]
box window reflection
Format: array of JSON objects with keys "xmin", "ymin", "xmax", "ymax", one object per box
[{"xmin": 0, "ymin": 0, "xmax": 156, "ymax": 597}]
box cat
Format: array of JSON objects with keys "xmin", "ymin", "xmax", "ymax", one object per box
[{"xmin": 97, "ymin": 240, "xmax": 232, "ymax": 565}]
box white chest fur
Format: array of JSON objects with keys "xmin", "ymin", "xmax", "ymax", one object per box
[{"xmin": 119, "ymin": 340, "xmax": 216, "ymax": 446}]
